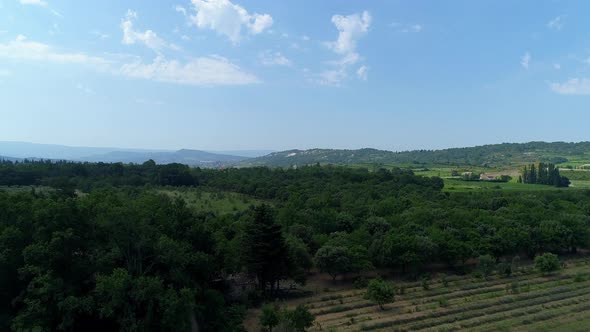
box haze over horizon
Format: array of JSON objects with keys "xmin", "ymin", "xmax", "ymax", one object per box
[
  {"xmin": 2, "ymin": 139, "xmax": 590, "ymax": 156},
  {"xmin": 2, "ymin": 1, "xmax": 590, "ymax": 151}
]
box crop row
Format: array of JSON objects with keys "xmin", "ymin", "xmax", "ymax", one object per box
[
  {"xmin": 359, "ymin": 278, "xmax": 590, "ymax": 331},
  {"xmin": 417, "ymin": 292, "xmax": 590, "ymax": 331}
]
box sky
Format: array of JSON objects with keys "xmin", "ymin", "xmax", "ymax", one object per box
[{"xmin": 1, "ymin": 0, "xmax": 590, "ymax": 152}]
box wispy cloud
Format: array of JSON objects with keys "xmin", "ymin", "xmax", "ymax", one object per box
[
  {"xmin": 550, "ymin": 78, "xmax": 590, "ymax": 95},
  {"xmin": 357, "ymin": 65, "xmax": 368, "ymax": 81},
  {"xmin": 189, "ymin": 0, "xmax": 273, "ymax": 44},
  {"xmin": 259, "ymin": 51, "xmax": 291, "ymax": 66},
  {"xmin": 521, "ymin": 52, "xmax": 531, "ymax": 69},
  {"xmin": 390, "ymin": 22, "xmax": 423, "ymax": 33},
  {"xmin": 19, "ymin": 0, "xmax": 47, "ymax": 7},
  {"xmin": 75, "ymin": 83, "xmax": 95, "ymax": 95},
  {"xmin": 19, "ymin": 0, "xmax": 63, "ymax": 17},
  {"xmin": 174, "ymin": 5, "xmax": 187, "ymax": 16},
  {"xmin": 0, "ymin": 35, "xmax": 109, "ymax": 67},
  {"xmin": 547, "ymin": 16, "xmax": 564, "ymax": 31},
  {"xmin": 0, "ymin": 35, "xmax": 258, "ymax": 87},
  {"xmin": 119, "ymin": 55, "xmax": 259, "ymax": 86},
  {"xmin": 90, "ymin": 30, "xmax": 110, "ymax": 40}
]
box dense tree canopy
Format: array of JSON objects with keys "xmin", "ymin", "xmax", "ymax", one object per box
[{"xmin": 0, "ymin": 160, "xmax": 589, "ymax": 330}]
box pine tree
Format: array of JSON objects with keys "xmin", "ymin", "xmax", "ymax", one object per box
[{"xmin": 244, "ymin": 204, "xmax": 290, "ymax": 294}]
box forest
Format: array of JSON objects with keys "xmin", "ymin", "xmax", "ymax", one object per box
[{"xmin": 1, "ymin": 160, "xmax": 590, "ymax": 331}]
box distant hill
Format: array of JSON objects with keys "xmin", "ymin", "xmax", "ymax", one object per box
[
  {"xmin": 81, "ymin": 149, "xmax": 247, "ymax": 166},
  {"xmin": 240, "ymin": 142, "xmax": 590, "ymax": 168},
  {"xmin": 0, "ymin": 155, "xmax": 22, "ymax": 162},
  {"xmin": 0, "ymin": 142, "xmax": 249, "ymax": 167}
]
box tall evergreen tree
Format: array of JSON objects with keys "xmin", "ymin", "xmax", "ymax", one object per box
[{"xmin": 244, "ymin": 205, "xmax": 290, "ymax": 294}]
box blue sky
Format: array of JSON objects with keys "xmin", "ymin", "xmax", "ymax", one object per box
[{"xmin": 1, "ymin": 0, "xmax": 590, "ymax": 151}]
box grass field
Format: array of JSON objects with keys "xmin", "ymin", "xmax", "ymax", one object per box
[
  {"xmin": 262, "ymin": 257, "xmax": 590, "ymax": 332},
  {"xmin": 157, "ymin": 187, "xmax": 262, "ymax": 214},
  {"xmin": 441, "ymin": 178, "xmax": 582, "ymax": 192}
]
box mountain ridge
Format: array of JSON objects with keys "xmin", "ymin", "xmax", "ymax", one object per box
[{"xmin": 239, "ymin": 141, "xmax": 590, "ymax": 168}]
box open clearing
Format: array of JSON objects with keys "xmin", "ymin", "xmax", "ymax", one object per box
[
  {"xmin": 253, "ymin": 257, "xmax": 590, "ymax": 331},
  {"xmin": 157, "ymin": 187, "xmax": 263, "ymax": 214}
]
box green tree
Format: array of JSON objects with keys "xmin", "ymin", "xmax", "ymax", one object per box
[
  {"xmin": 314, "ymin": 246, "xmax": 351, "ymax": 281},
  {"xmin": 283, "ymin": 305, "xmax": 315, "ymax": 332},
  {"xmin": 365, "ymin": 278, "xmax": 395, "ymax": 310},
  {"xmin": 244, "ymin": 205, "xmax": 290, "ymax": 293},
  {"xmin": 535, "ymin": 253, "xmax": 561, "ymax": 274},
  {"xmin": 260, "ymin": 304, "xmax": 280, "ymax": 332}
]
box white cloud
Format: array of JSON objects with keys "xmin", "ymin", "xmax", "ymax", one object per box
[
  {"xmin": 550, "ymin": 78, "xmax": 590, "ymax": 95},
  {"xmin": 521, "ymin": 52, "xmax": 531, "ymax": 69},
  {"xmin": 327, "ymin": 11, "xmax": 371, "ymax": 55},
  {"xmin": 554, "ymin": 63, "xmax": 561, "ymax": 70},
  {"xmin": 121, "ymin": 10, "xmax": 169, "ymax": 51},
  {"xmin": 357, "ymin": 65, "xmax": 368, "ymax": 80},
  {"xmin": 175, "ymin": 5, "xmax": 187, "ymax": 16},
  {"xmin": 0, "ymin": 34, "xmax": 258, "ymax": 87},
  {"xmin": 302, "ymin": 35, "xmax": 310, "ymax": 41},
  {"xmin": 181, "ymin": 34, "xmax": 190, "ymax": 41},
  {"xmin": 189, "ymin": 0, "xmax": 273, "ymax": 43},
  {"xmin": 318, "ymin": 11, "xmax": 371, "ymax": 85},
  {"xmin": 119, "ymin": 55, "xmax": 259, "ymax": 86},
  {"xmin": 19, "ymin": 0, "xmax": 47, "ymax": 6},
  {"xmin": 547, "ymin": 16, "xmax": 564, "ymax": 30},
  {"xmin": 316, "ymin": 68, "xmax": 347, "ymax": 86},
  {"xmin": 0, "ymin": 35, "xmax": 109, "ymax": 67},
  {"xmin": 259, "ymin": 51, "xmax": 291, "ymax": 66}
]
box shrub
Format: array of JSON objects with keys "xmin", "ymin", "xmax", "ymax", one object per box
[
  {"xmin": 497, "ymin": 260, "xmax": 512, "ymax": 277},
  {"xmin": 365, "ymin": 278, "xmax": 395, "ymax": 310},
  {"xmin": 535, "ymin": 253, "xmax": 561, "ymax": 274},
  {"xmin": 477, "ymin": 255, "xmax": 495, "ymax": 279}
]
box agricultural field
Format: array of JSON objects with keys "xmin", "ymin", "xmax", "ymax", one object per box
[
  {"xmin": 557, "ymin": 153, "xmax": 590, "ymax": 168},
  {"xmin": 442, "ymin": 178, "xmax": 569, "ymax": 192},
  {"xmin": 157, "ymin": 187, "xmax": 263, "ymax": 214},
  {"xmin": 411, "ymin": 167, "xmax": 590, "ymax": 191},
  {"xmin": 267, "ymin": 257, "xmax": 590, "ymax": 332}
]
